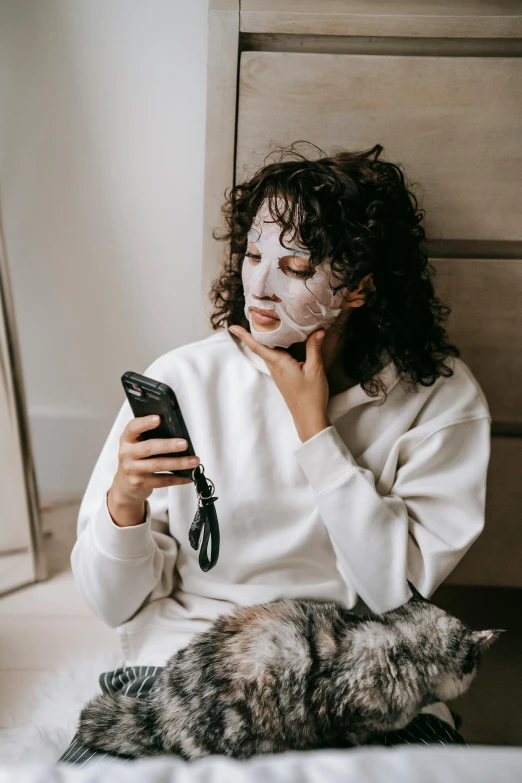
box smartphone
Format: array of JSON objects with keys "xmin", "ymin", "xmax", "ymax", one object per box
[{"xmin": 121, "ymin": 371, "xmax": 197, "ymax": 480}]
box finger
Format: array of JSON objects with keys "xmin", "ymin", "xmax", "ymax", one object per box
[
  {"xmin": 228, "ymin": 325, "xmax": 286, "ymax": 364},
  {"xmin": 132, "ymin": 437, "xmax": 188, "ymax": 459},
  {"xmin": 148, "ymin": 474, "xmax": 193, "ymax": 488},
  {"xmin": 134, "ymin": 455, "xmax": 200, "ymax": 475},
  {"xmin": 305, "ymin": 330, "xmax": 326, "ymax": 370},
  {"xmin": 125, "ymin": 415, "xmax": 161, "ymax": 442}
]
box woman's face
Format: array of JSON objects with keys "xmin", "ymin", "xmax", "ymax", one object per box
[{"xmin": 241, "ymin": 201, "xmax": 347, "ymax": 349}]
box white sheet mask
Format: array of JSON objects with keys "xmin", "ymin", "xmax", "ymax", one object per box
[{"xmin": 241, "ymin": 202, "xmax": 346, "ymax": 348}]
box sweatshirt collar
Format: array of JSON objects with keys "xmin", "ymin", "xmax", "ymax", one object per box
[{"xmin": 226, "ymin": 328, "xmax": 400, "ymax": 413}]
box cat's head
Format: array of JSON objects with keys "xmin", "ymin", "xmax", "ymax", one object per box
[{"xmin": 401, "ymin": 581, "xmax": 505, "ymax": 703}]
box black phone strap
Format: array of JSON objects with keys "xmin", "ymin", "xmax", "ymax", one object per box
[{"xmin": 188, "ymin": 465, "xmax": 220, "ymax": 572}]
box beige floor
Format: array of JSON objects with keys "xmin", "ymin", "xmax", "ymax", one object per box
[{"xmin": 0, "ymin": 499, "xmax": 121, "ymax": 731}]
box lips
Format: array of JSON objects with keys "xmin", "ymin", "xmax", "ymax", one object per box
[{"xmin": 249, "ymin": 306, "xmax": 281, "ymax": 322}]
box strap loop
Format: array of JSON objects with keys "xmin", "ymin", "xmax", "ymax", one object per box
[{"xmin": 188, "ymin": 464, "xmax": 220, "ymax": 571}]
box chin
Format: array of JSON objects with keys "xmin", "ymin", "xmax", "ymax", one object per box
[
  {"xmin": 253, "ymin": 324, "xmax": 280, "ymax": 333},
  {"xmin": 250, "ymin": 316, "xmax": 280, "ymax": 332}
]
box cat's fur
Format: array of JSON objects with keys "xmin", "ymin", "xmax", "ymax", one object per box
[{"xmin": 77, "ymin": 582, "xmax": 502, "ymax": 759}]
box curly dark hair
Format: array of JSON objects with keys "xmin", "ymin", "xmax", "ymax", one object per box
[{"xmin": 209, "ymin": 142, "xmax": 459, "ymax": 397}]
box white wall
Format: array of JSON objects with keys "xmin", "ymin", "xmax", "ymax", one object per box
[{"xmin": 0, "ymin": 0, "xmax": 209, "ymax": 496}]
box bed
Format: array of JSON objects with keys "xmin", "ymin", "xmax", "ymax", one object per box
[{"xmin": 1, "ymin": 745, "xmax": 522, "ymax": 783}]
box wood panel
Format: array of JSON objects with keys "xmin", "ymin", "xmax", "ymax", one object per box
[
  {"xmin": 445, "ymin": 437, "xmax": 522, "ymax": 587},
  {"xmin": 241, "ymin": 33, "xmax": 522, "ymax": 58},
  {"xmin": 200, "ymin": 1, "xmax": 240, "ymax": 339},
  {"xmin": 236, "ymin": 52, "xmax": 522, "ymax": 241},
  {"xmin": 431, "ymin": 259, "xmax": 522, "ymax": 425},
  {"xmin": 240, "ymin": 0, "xmax": 522, "ymax": 38}
]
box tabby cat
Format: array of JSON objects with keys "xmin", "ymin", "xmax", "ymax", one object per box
[{"xmin": 78, "ymin": 582, "xmax": 502, "ymax": 759}]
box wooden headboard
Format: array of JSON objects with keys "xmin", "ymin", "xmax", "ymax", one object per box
[{"xmin": 201, "ymin": 1, "xmax": 522, "ymax": 587}]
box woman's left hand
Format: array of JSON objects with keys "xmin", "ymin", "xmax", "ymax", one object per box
[{"xmin": 228, "ymin": 325, "xmax": 331, "ymax": 442}]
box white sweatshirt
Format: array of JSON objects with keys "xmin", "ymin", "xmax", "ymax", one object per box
[{"xmin": 72, "ymin": 328, "xmax": 491, "ymax": 680}]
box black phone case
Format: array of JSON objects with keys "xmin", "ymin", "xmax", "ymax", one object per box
[{"xmin": 121, "ymin": 371, "xmax": 196, "ymax": 480}]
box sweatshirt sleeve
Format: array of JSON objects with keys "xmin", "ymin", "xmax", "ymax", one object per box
[
  {"xmin": 70, "ymin": 393, "xmax": 179, "ymax": 629},
  {"xmin": 293, "ymin": 416, "xmax": 491, "ymax": 614}
]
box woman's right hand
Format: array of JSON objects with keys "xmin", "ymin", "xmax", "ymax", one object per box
[{"xmin": 108, "ymin": 415, "xmax": 199, "ymax": 524}]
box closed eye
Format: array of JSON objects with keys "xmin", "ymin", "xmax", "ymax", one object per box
[
  {"xmin": 285, "ymin": 267, "xmax": 313, "ymax": 279},
  {"xmin": 280, "ymin": 252, "xmax": 314, "ymax": 279},
  {"xmin": 245, "ymin": 238, "xmax": 314, "ymax": 280},
  {"xmin": 246, "ymin": 252, "xmax": 312, "ymax": 279}
]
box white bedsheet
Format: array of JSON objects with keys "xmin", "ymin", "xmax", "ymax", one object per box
[{"xmin": 0, "ymin": 746, "xmax": 521, "ymax": 783}]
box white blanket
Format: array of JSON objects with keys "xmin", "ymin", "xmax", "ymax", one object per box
[{"xmin": 1, "ymin": 746, "xmax": 522, "ymax": 783}]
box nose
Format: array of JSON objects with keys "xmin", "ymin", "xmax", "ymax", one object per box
[
  {"xmin": 250, "ymin": 259, "xmax": 282, "ymax": 302},
  {"xmin": 250, "ymin": 257, "xmax": 272, "ymax": 299}
]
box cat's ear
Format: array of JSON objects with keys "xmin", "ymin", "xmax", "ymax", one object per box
[
  {"xmin": 406, "ymin": 580, "xmax": 427, "ymax": 602},
  {"xmin": 470, "ymin": 629, "xmax": 506, "ymax": 651}
]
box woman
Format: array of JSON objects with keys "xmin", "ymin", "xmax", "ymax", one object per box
[{"xmin": 59, "ymin": 144, "xmax": 490, "ymax": 764}]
